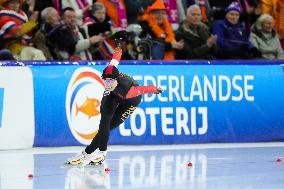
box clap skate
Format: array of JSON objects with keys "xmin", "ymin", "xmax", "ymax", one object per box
[
  {"xmin": 65, "ymin": 150, "xmax": 89, "ymax": 165},
  {"xmin": 83, "ymin": 151, "xmax": 106, "ymax": 166}
]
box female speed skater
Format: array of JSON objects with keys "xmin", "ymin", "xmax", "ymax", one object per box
[{"xmin": 67, "ymin": 47, "xmax": 163, "ymax": 165}]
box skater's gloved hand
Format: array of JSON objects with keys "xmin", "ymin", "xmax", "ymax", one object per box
[
  {"xmin": 113, "ymin": 47, "xmax": 122, "ymax": 61},
  {"xmin": 154, "ymin": 87, "xmax": 164, "ymax": 94}
]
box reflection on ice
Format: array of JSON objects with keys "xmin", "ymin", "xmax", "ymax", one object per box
[
  {"xmin": 0, "ymin": 144, "xmax": 284, "ymax": 189},
  {"xmin": 117, "ymin": 153, "xmax": 207, "ymax": 189},
  {"xmin": 65, "ymin": 164, "xmax": 110, "ymax": 189}
]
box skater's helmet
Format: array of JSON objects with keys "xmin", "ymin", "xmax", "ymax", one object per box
[{"xmin": 102, "ymin": 65, "xmax": 119, "ymax": 79}]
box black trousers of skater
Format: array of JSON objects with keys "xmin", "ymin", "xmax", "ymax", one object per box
[{"xmin": 85, "ymin": 93, "xmax": 142, "ymax": 154}]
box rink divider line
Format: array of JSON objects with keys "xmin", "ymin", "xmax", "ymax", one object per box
[{"xmin": 0, "ymin": 142, "xmax": 284, "ymax": 154}]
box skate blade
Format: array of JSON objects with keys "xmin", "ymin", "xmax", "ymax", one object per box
[
  {"xmin": 88, "ymin": 160, "xmax": 105, "ymax": 166},
  {"xmin": 64, "ymin": 161, "xmax": 83, "ymax": 165},
  {"xmin": 89, "ymin": 161, "xmax": 102, "ymax": 166},
  {"xmin": 61, "ymin": 162, "xmax": 84, "ymax": 169},
  {"xmin": 88, "ymin": 156, "xmax": 105, "ymax": 166}
]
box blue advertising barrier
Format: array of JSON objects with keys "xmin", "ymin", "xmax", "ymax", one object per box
[
  {"xmin": 1, "ymin": 60, "xmax": 284, "ymax": 147},
  {"xmin": 28, "ymin": 60, "xmax": 284, "ymax": 146}
]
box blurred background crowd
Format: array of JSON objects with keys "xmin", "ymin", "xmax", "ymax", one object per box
[{"xmin": 0, "ymin": 0, "xmax": 283, "ymax": 61}]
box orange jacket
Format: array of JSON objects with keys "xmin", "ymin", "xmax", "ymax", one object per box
[
  {"xmin": 260, "ymin": 0, "xmax": 284, "ymax": 38},
  {"xmin": 97, "ymin": 0, "xmax": 126, "ymax": 28}
]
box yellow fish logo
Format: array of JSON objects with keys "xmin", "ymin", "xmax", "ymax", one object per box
[{"xmin": 76, "ymin": 97, "xmax": 100, "ymax": 119}]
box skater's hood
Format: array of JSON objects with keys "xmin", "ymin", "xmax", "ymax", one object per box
[{"xmin": 102, "ymin": 65, "xmax": 119, "ymax": 79}]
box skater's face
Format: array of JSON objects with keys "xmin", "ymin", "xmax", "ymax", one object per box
[{"xmin": 103, "ymin": 78, "xmax": 118, "ymax": 91}]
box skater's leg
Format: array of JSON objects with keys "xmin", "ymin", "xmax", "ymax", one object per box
[
  {"xmin": 85, "ymin": 95, "xmax": 142, "ymax": 165},
  {"xmin": 99, "ymin": 95, "xmax": 142, "ymax": 151},
  {"xmin": 85, "ymin": 94, "xmax": 118, "ymax": 154},
  {"xmin": 82, "ymin": 105, "xmax": 128, "ymax": 165}
]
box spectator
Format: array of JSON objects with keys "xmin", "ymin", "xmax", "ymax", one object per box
[
  {"xmin": 208, "ymin": 0, "xmax": 259, "ymax": 29},
  {"xmin": 59, "ymin": 0, "xmax": 91, "ymax": 25},
  {"xmin": 62, "ymin": 6, "xmax": 104, "ymax": 39},
  {"xmin": 139, "ymin": 0, "xmax": 184, "ymax": 60},
  {"xmin": 61, "ymin": 7, "xmax": 103, "ymax": 60},
  {"xmin": 0, "ymin": 0, "xmax": 46, "ymax": 60},
  {"xmin": 186, "ymin": 0, "xmax": 211, "ymax": 24},
  {"xmin": 83, "ymin": 2, "xmax": 112, "ymax": 37},
  {"xmin": 259, "ymin": 0, "xmax": 284, "ymax": 50},
  {"xmin": 32, "ymin": 7, "xmax": 60, "ymax": 60},
  {"xmin": 61, "ymin": 7, "xmax": 78, "ymax": 26},
  {"xmin": 212, "ymin": 2, "xmax": 261, "ymax": 59},
  {"xmin": 0, "ymin": 49, "xmax": 15, "ymax": 60},
  {"xmin": 249, "ymin": 14, "xmax": 284, "ymax": 59},
  {"xmin": 83, "ymin": 2, "xmax": 116, "ymax": 60},
  {"xmin": 175, "ymin": 5, "xmax": 217, "ymax": 59}
]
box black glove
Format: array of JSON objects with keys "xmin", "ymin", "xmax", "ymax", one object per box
[{"xmin": 112, "ymin": 30, "xmax": 129, "ymax": 47}]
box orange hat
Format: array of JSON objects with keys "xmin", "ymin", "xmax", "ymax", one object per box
[{"xmin": 146, "ymin": 0, "xmax": 168, "ymax": 14}]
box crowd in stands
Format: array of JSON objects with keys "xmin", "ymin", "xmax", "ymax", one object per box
[{"xmin": 0, "ymin": 0, "xmax": 284, "ymax": 61}]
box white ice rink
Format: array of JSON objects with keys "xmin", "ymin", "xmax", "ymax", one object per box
[{"xmin": 0, "ymin": 143, "xmax": 284, "ymax": 189}]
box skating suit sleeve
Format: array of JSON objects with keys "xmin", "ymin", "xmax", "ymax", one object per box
[
  {"xmin": 111, "ymin": 73, "xmax": 160, "ymax": 99},
  {"xmin": 125, "ymin": 85, "xmax": 160, "ymax": 99}
]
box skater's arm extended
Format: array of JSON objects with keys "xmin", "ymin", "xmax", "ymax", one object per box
[
  {"xmin": 125, "ymin": 85, "xmax": 163, "ymax": 98},
  {"xmin": 109, "ymin": 47, "xmax": 122, "ymax": 67}
]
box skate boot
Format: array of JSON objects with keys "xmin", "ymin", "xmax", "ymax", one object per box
[
  {"xmin": 87, "ymin": 151, "xmax": 107, "ymax": 166},
  {"xmin": 66, "ymin": 150, "xmax": 89, "ymax": 165}
]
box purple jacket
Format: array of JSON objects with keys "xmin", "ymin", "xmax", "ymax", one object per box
[{"xmin": 212, "ymin": 19, "xmax": 253, "ymax": 51}]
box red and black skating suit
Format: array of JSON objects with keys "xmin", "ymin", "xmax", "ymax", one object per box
[{"xmin": 85, "ymin": 67, "xmax": 161, "ymax": 154}]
